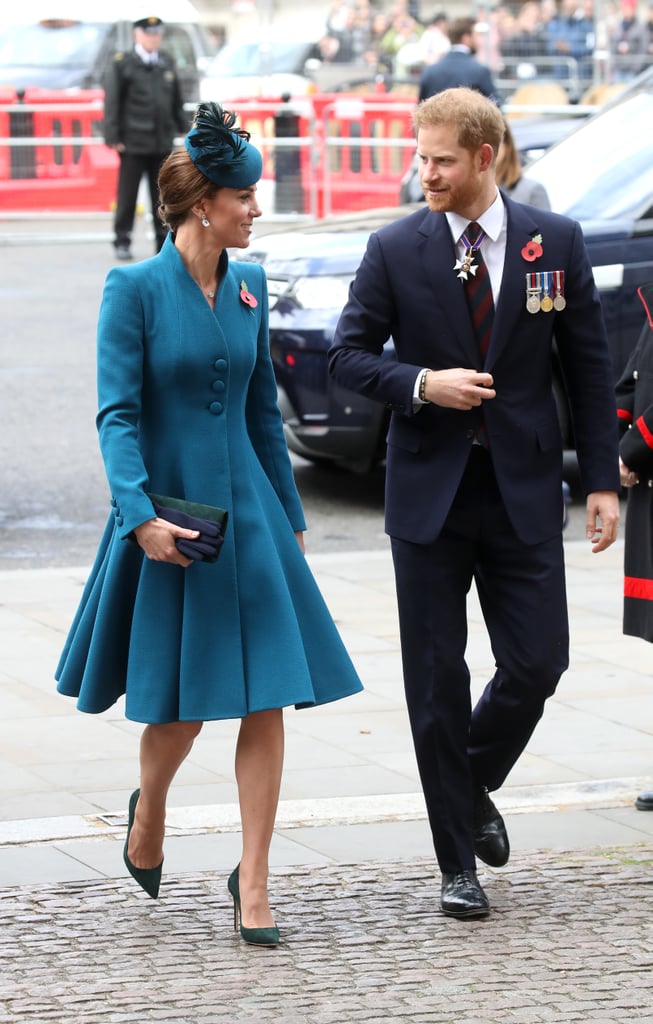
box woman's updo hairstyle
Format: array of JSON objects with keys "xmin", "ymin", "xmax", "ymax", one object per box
[{"xmin": 158, "ymin": 103, "xmax": 263, "ymax": 233}]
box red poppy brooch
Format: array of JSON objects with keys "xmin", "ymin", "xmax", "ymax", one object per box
[
  {"xmin": 240, "ymin": 280, "xmax": 258, "ymax": 313},
  {"xmin": 521, "ymin": 233, "xmax": 543, "ymax": 262}
]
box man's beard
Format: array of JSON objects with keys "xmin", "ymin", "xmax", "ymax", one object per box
[{"xmin": 421, "ymin": 173, "xmax": 482, "ymax": 214}]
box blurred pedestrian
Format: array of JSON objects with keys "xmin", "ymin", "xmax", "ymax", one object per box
[
  {"xmin": 418, "ymin": 11, "xmax": 451, "ymax": 64},
  {"xmin": 329, "ymin": 87, "xmax": 620, "ymax": 919},
  {"xmin": 615, "ymin": 282, "xmax": 653, "ymax": 812},
  {"xmin": 103, "ymin": 15, "xmax": 188, "ymax": 260},
  {"xmin": 56, "ymin": 103, "xmax": 363, "ymax": 942},
  {"xmin": 419, "ymin": 17, "xmax": 501, "ymax": 104},
  {"xmin": 500, "ymin": 1, "xmax": 549, "ymax": 64},
  {"xmin": 379, "ymin": 9, "xmax": 424, "ymax": 74},
  {"xmin": 546, "ymin": 0, "xmax": 596, "ymax": 81},
  {"xmin": 495, "ymin": 117, "xmax": 551, "ymax": 208},
  {"xmin": 609, "ymin": 0, "xmax": 648, "ymax": 77}
]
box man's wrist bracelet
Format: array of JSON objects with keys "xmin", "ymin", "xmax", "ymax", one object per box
[{"xmin": 419, "ymin": 370, "xmax": 429, "ymax": 403}]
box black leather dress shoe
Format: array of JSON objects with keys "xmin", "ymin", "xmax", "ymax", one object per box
[
  {"xmin": 441, "ymin": 870, "xmax": 490, "ymax": 918},
  {"xmin": 635, "ymin": 790, "xmax": 653, "ymax": 811},
  {"xmin": 474, "ymin": 787, "xmax": 510, "ymax": 867}
]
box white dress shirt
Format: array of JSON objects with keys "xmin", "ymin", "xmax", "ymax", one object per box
[
  {"xmin": 414, "ymin": 190, "xmax": 507, "ymax": 404},
  {"xmin": 135, "ymin": 43, "xmax": 159, "ymax": 64}
]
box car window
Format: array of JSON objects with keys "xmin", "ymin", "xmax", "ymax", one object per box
[
  {"xmin": 162, "ymin": 25, "xmax": 196, "ymax": 71},
  {"xmin": 528, "ymin": 90, "xmax": 653, "ymax": 221},
  {"xmin": 0, "ymin": 20, "xmax": 105, "ymax": 68},
  {"xmin": 208, "ymin": 40, "xmax": 315, "ymax": 76}
]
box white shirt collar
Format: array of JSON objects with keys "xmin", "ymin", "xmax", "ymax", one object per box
[
  {"xmin": 446, "ymin": 190, "xmax": 504, "ymax": 245},
  {"xmin": 135, "ymin": 43, "xmax": 158, "ymax": 63}
]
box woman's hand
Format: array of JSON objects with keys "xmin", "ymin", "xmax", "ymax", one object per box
[
  {"xmin": 295, "ymin": 531, "xmax": 306, "ymax": 555},
  {"xmin": 133, "ymin": 517, "xmax": 200, "ymax": 566}
]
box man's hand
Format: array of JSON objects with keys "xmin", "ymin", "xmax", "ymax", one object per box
[
  {"xmin": 422, "ymin": 368, "xmax": 496, "ymax": 409},
  {"xmin": 585, "ymin": 491, "xmax": 620, "ymax": 553}
]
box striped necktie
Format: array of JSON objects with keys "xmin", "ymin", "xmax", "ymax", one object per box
[{"xmin": 463, "ymin": 222, "xmax": 494, "ymax": 359}]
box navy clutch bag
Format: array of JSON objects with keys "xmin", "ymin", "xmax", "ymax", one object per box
[{"xmin": 147, "ymin": 493, "xmax": 228, "ymax": 564}]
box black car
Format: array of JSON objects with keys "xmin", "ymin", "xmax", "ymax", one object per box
[{"xmin": 243, "ymin": 77, "xmax": 653, "ymax": 472}]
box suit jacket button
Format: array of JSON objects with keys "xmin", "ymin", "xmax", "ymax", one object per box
[{"xmin": 465, "ymin": 428, "xmax": 475, "ymax": 439}]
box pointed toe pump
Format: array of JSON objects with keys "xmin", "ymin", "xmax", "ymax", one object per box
[
  {"xmin": 227, "ymin": 865, "xmax": 279, "ymax": 947},
  {"xmin": 123, "ymin": 788, "xmax": 163, "ymax": 900}
]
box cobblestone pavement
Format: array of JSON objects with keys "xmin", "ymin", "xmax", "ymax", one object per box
[{"xmin": 1, "ymin": 847, "xmax": 652, "ymax": 1024}]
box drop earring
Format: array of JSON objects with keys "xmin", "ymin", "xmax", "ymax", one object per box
[{"xmin": 201, "ymin": 215, "xmax": 210, "ymax": 228}]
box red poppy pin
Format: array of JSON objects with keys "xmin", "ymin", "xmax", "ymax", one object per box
[
  {"xmin": 521, "ymin": 233, "xmax": 543, "ymax": 262},
  {"xmin": 240, "ymin": 280, "xmax": 258, "ymax": 313}
]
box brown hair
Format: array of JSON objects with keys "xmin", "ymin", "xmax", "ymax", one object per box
[
  {"xmin": 495, "ymin": 117, "xmax": 522, "ymax": 189},
  {"xmin": 448, "ymin": 16, "xmax": 475, "ymax": 45},
  {"xmin": 157, "ymin": 147, "xmax": 219, "ymax": 232},
  {"xmin": 413, "ymin": 87, "xmax": 505, "ymax": 158}
]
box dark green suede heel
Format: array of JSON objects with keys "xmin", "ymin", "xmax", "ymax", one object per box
[
  {"xmin": 123, "ymin": 788, "xmax": 163, "ymax": 899},
  {"xmin": 227, "ymin": 865, "xmax": 279, "ymax": 947}
]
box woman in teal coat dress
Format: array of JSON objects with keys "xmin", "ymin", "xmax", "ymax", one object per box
[{"xmin": 55, "ymin": 105, "xmax": 363, "ymax": 945}]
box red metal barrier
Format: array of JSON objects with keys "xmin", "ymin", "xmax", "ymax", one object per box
[
  {"xmin": 310, "ymin": 93, "xmax": 415, "ymax": 216},
  {"xmin": 0, "ymin": 88, "xmax": 118, "ymax": 213},
  {"xmin": 229, "ymin": 93, "xmax": 416, "ymax": 217},
  {"xmin": 0, "ymin": 87, "xmax": 16, "ymax": 182},
  {"xmin": 0, "ymin": 91, "xmax": 416, "ymax": 217}
]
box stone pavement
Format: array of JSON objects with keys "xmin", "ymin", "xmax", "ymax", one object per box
[
  {"xmin": 0, "ymin": 541, "xmax": 652, "ymax": 1022},
  {"xmin": 1, "ymin": 849, "xmax": 652, "ymax": 1024}
]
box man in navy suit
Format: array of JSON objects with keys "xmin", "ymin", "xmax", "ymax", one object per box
[
  {"xmin": 418, "ymin": 17, "xmax": 501, "ymax": 104},
  {"xmin": 329, "ymin": 88, "xmax": 620, "ymax": 919}
]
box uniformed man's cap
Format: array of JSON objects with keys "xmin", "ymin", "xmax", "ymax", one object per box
[{"xmin": 133, "ymin": 15, "xmax": 164, "ymax": 32}]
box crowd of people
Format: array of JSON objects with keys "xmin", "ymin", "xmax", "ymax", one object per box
[{"xmin": 317, "ymin": 0, "xmax": 653, "ymax": 85}]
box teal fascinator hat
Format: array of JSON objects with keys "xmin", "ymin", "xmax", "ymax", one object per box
[{"xmin": 184, "ymin": 102, "xmax": 262, "ymax": 188}]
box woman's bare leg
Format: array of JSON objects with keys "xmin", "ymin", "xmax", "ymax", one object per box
[
  {"xmin": 235, "ymin": 708, "xmax": 284, "ymax": 928},
  {"xmin": 127, "ymin": 720, "xmax": 203, "ymax": 868}
]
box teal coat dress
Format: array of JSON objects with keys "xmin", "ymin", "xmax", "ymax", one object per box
[{"xmin": 55, "ymin": 236, "xmax": 363, "ymax": 723}]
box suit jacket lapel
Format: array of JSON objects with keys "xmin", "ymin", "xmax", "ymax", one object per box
[{"xmin": 489, "ymin": 199, "xmax": 545, "ymax": 366}]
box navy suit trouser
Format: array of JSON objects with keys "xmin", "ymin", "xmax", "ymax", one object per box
[{"xmin": 390, "ymin": 446, "xmax": 569, "ymax": 873}]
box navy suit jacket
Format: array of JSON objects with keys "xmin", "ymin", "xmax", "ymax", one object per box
[
  {"xmin": 418, "ymin": 50, "xmax": 500, "ymax": 104},
  {"xmin": 329, "ymin": 197, "xmax": 620, "ymax": 546}
]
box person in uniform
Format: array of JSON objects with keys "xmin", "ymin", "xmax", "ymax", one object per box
[
  {"xmin": 615, "ymin": 282, "xmax": 653, "ymax": 813},
  {"xmin": 102, "ymin": 15, "xmax": 188, "ymax": 259}
]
